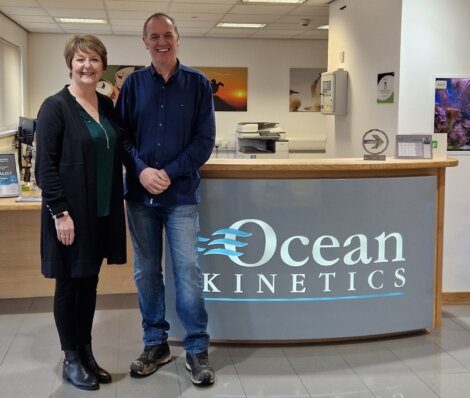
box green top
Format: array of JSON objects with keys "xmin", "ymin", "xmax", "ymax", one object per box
[{"xmin": 75, "ymin": 100, "xmax": 117, "ymax": 217}]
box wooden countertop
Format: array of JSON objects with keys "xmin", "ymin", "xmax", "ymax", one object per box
[
  {"xmin": 201, "ymin": 157, "xmax": 458, "ymax": 178},
  {"xmin": 0, "ymin": 197, "xmax": 41, "ymax": 211},
  {"xmin": 202, "ymin": 157, "xmax": 458, "ymax": 172},
  {"xmin": 0, "ymin": 157, "xmax": 458, "ymax": 211}
]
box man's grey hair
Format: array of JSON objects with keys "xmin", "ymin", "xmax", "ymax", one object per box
[{"xmin": 143, "ymin": 13, "xmax": 179, "ymax": 38}]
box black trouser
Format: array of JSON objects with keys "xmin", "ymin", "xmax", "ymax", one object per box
[
  {"xmin": 53, "ymin": 217, "xmax": 108, "ymax": 351},
  {"xmin": 54, "ymin": 274, "xmax": 100, "ymax": 351}
]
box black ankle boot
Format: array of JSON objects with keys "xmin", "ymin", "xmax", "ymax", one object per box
[
  {"xmin": 63, "ymin": 350, "xmax": 99, "ymax": 390},
  {"xmin": 79, "ymin": 343, "xmax": 112, "ymax": 383}
]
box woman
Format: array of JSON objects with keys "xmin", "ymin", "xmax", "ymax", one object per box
[{"xmin": 35, "ymin": 35, "xmax": 126, "ymax": 391}]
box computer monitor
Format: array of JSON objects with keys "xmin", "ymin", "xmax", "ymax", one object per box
[
  {"xmin": 17, "ymin": 116, "xmax": 36, "ymax": 146},
  {"xmin": 17, "ymin": 117, "xmax": 37, "ymax": 180}
]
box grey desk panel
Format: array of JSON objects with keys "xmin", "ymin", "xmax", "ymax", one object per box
[{"xmin": 165, "ymin": 176, "xmax": 436, "ymax": 341}]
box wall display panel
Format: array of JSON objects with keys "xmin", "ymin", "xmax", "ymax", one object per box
[
  {"xmin": 434, "ymin": 77, "xmax": 470, "ymax": 150},
  {"xmin": 0, "ymin": 153, "xmax": 19, "ymax": 197},
  {"xmin": 192, "ymin": 67, "xmax": 247, "ymax": 112},
  {"xmin": 96, "ymin": 65, "xmax": 144, "ymax": 104},
  {"xmin": 289, "ymin": 68, "xmax": 326, "ymax": 112},
  {"xmin": 377, "ymin": 72, "xmax": 395, "ymax": 104}
]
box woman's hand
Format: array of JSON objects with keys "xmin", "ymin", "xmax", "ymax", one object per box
[{"xmin": 55, "ymin": 214, "xmax": 75, "ymax": 246}]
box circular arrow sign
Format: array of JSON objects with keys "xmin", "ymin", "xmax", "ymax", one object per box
[{"xmin": 362, "ymin": 129, "xmax": 389, "ymax": 155}]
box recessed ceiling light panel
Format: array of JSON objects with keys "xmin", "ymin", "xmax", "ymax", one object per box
[
  {"xmin": 242, "ymin": 0, "xmax": 307, "ymax": 3},
  {"xmin": 54, "ymin": 17, "xmax": 107, "ymax": 24},
  {"xmin": 316, "ymin": 24, "xmax": 329, "ymax": 30},
  {"xmin": 217, "ymin": 23, "xmax": 266, "ymax": 28}
]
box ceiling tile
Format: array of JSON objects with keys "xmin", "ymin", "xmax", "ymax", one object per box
[
  {"xmin": 108, "ymin": 10, "xmax": 154, "ymax": 19},
  {"xmin": 109, "ymin": 18, "xmax": 145, "ymax": 27},
  {"xmin": 221, "ymin": 13, "xmax": 279, "ymax": 23},
  {"xmin": 254, "ymin": 29, "xmax": 300, "ymax": 37},
  {"xmin": 178, "ymin": 27, "xmax": 211, "ymax": 35},
  {"xmin": 0, "ymin": 6, "xmax": 47, "ymax": 16},
  {"xmin": 20, "ymin": 22, "xmax": 63, "ymax": 32},
  {"xmin": 207, "ymin": 33, "xmax": 253, "ymax": 38},
  {"xmin": 276, "ymin": 15, "xmax": 327, "ymax": 24},
  {"xmin": 172, "ymin": 0, "xmax": 237, "ymax": 3},
  {"xmin": 112, "ymin": 31, "xmax": 141, "ymax": 36},
  {"xmin": 303, "ymin": 0, "xmax": 330, "ymax": 5},
  {"xmin": 295, "ymin": 29, "xmax": 328, "ymax": 39},
  {"xmin": 62, "ymin": 24, "xmax": 112, "ymax": 33},
  {"xmin": 0, "ymin": 0, "xmax": 39, "ymax": 6},
  {"xmin": 170, "ymin": 12, "xmax": 222, "ymax": 22},
  {"xmin": 265, "ymin": 22, "xmax": 309, "ymax": 30},
  {"xmin": 169, "ymin": 2, "xmax": 233, "ymax": 14},
  {"xmin": 207, "ymin": 28, "xmax": 255, "ymax": 38},
  {"xmin": 9, "ymin": 14, "xmax": 53, "ymax": 23},
  {"xmin": 1, "ymin": 0, "xmax": 331, "ymax": 39},
  {"xmin": 111, "ymin": 25, "xmax": 142, "ymax": 32},
  {"xmin": 47, "ymin": 8, "xmax": 107, "ymax": 18},
  {"xmin": 177, "ymin": 20, "xmax": 217, "ymax": 28},
  {"xmin": 104, "ymin": 1, "xmax": 168, "ymax": 12},
  {"xmin": 229, "ymin": 4, "xmax": 296, "ymax": 15},
  {"xmin": 37, "ymin": 0, "xmax": 104, "ymax": 9},
  {"xmin": 288, "ymin": 5, "xmax": 329, "ymax": 17}
]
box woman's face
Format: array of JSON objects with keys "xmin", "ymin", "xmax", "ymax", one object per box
[{"xmin": 69, "ymin": 49, "xmax": 104, "ymax": 87}]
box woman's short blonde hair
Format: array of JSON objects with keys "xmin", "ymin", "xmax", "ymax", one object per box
[{"xmin": 64, "ymin": 34, "xmax": 107, "ymax": 76}]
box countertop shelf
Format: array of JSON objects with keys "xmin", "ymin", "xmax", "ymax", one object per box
[
  {"xmin": 201, "ymin": 157, "xmax": 458, "ymax": 178},
  {"xmin": 202, "ymin": 157, "xmax": 457, "ymax": 171},
  {"xmin": 0, "ymin": 157, "xmax": 458, "ymax": 210}
]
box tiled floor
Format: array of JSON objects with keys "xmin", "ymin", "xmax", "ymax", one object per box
[{"xmin": 1, "ymin": 296, "xmax": 470, "ymax": 398}]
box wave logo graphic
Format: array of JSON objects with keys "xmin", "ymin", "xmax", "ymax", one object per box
[
  {"xmin": 198, "ymin": 228, "xmax": 252, "ymax": 258},
  {"xmin": 197, "ymin": 219, "xmax": 277, "ymax": 267}
]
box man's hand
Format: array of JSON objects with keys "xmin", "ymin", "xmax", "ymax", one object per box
[{"xmin": 139, "ymin": 167, "xmax": 171, "ymax": 194}]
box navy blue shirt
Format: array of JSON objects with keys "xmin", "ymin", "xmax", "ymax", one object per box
[{"xmin": 116, "ymin": 62, "xmax": 215, "ymax": 206}]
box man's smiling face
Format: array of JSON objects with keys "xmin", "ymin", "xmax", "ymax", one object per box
[{"xmin": 143, "ymin": 16, "xmax": 179, "ymax": 69}]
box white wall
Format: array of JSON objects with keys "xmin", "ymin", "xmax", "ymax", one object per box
[
  {"xmin": 326, "ymin": 0, "xmax": 402, "ymax": 157},
  {"xmin": 28, "ymin": 33, "xmax": 328, "ymax": 148},
  {"xmin": 398, "ymin": 0, "xmax": 470, "ymax": 135},
  {"xmin": 399, "ymin": 0, "xmax": 470, "ymax": 292},
  {"xmin": 0, "ymin": 13, "xmax": 28, "ymax": 118},
  {"xmin": 443, "ymin": 155, "xmax": 470, "ymax": 292}
]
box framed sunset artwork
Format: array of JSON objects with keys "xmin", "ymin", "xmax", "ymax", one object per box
[{"xmin": 193, "ymin": 66, "xmax": 247, "ymax": 112}]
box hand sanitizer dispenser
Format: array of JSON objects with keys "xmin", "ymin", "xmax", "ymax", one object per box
[{"xmin": 320, "ymin": 69, "xmax": 348, "ymax": 116}]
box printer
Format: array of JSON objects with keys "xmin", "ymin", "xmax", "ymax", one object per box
[{"xmin": 235, "ymin": 122, "xmax": 289, "ymax": 159}]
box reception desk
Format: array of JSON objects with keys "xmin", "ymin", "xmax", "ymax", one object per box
[
  {"xmin": 165, "ymin": 157, "xmax": 457, "ymax": 341},
  {"xmin": 0, "ymin": 198, "xmax": 136, "ymax": 298},
  {"xmin": 0, "ymin": 158, "xmax": 457, "ymax": 341}
]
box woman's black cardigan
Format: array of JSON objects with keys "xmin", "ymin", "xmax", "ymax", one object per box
[{"xmin": 35, "ymin": 86, "xmax": 126, "ymax": 278}]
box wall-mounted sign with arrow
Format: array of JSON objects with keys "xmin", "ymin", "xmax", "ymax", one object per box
[{"xmin": 362, "ymin": 129, "xmax": 389, "ymax": 160}]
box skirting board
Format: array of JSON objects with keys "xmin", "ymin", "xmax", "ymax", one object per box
[{"xmin": 443, "ymin": 292, "xmax": 470, "ymax": 305}]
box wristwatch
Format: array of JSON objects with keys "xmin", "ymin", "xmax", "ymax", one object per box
[{"xmin": 52, "ymin": 211, "xmax": 69, "ymax": 220}]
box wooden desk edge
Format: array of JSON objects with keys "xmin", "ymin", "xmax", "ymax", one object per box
[
  {"xmin": 202, "ymin": 157, "xmax": 458, "ymax": 171},
  {"xmin": 0, "ymin": 158, "xmax": 458, "ymax": 211}
]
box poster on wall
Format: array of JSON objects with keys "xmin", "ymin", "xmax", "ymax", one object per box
[
  {"xmin": 193, "ymin": 67, "xmax": 247, "ymax": 111},
  {"xmin": 0, "ymin": 153, "xmax": 19, "ymax": 197},
  {"xmin": 434, "ymin": 77, "xmax": 470, "ymax": 150},
  {"xmin": 96, "ymin": 65, "xmax": 144, "ymax": 104},
  {"xmin": 289, "ymin": 68, "xmax": 325, "ymax": 112},
  {"xmin": 377, "ymin": 72, "xmax": 395, "ymax": 104}
]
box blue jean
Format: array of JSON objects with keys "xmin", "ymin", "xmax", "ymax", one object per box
[{"xmin": 126, "ymin": 201, "xmax": 209, "ymax": 354}]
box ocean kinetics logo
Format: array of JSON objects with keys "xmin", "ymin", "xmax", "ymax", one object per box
[
  {"xmin": 197, "ymin": 219, "xmax": 407, "ymax": 302},
  {"xmin": 198, "ymin": 227, "xmax": 252, "ymax": 258}
]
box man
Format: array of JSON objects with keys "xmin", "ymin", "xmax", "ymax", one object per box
[{"xmin": 116, "ymin": 13, "xmax": 215, "ymax": 386}]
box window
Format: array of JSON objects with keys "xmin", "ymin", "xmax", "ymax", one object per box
[{"xmin": 0, "ymin": 38, "xmax": 22, "ymax": 132}]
